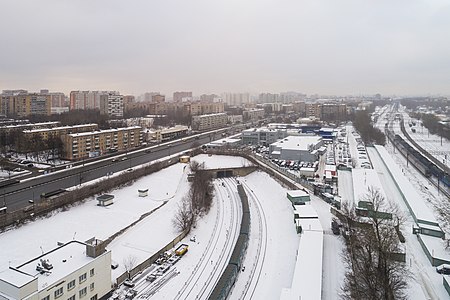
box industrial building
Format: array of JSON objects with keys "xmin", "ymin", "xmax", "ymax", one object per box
[
  {"xmin": 241, "ymin": 127, "xmax": 287, "ymax": 146},
  {"xmin": 269, "ymin": 136, "xmax": 323, "ymax": 162},
  {"xmin": 0, "ymin": 239, "xmax": 111, "ymax": 300}
]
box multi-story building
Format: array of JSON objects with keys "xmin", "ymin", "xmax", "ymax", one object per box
[
  {"xmin": 38, "ymin": 90, "xmax": 66, "ymax": 108},
  {"xmin": 243, "ymin": 108, "xmax": 265, "ymax": 121},
  {"xmin": 100, "ymin": 93, "xmax": 124, "ymax": 117},
  {"xmin": 305, "ymin": 103, "xmax": 321, "ymax": 119},
  {"xmin": 227, "ymin": 114, "xmax": 243, "ymax": 124},
  {"xmin": 153, "ymin": 125, "xmax": 189, "ymax": 142},
  {"xmin": 0, "ymin": 93, "xmax": 51, "ymax": 117},
  {"xmin": 23, "ymin": 124, "xmax": 98, "ymax": 141},
  {"xmin": 191, "ymin": 113, "xmax": 228, "ymax": 131},
  {"xmin": 0, "ymin": 239, "xmax": 111, "ymax": 300},
  {"xmin": 241, "ymin": 127, "xmax": 288, "ymax": 146},
  {"xmin": 173, "ymin": 91, "xmax": 192, "ymax": 102},
  {"xmin": 183, "ymin": 101, "xmax": 224, "ymax": 116},
  {"xmin": 0, "ymin": 121, "xmax": 60, "ymax": 134},
  {"xmin": 151, "ymin": 94, "xmax": 165, "ymax": 103},
  {"xmin": 320, "ymin": 103, "xmax": 347, "ymax": 122},
  {"xmin": 62, "ymin": 126, "xmax": 142, "ymax": 160},
  {"xmin": 222, "ymin": 93, "xmax": 251, "ymax": 106},
  {"xmin": 69, "ymin": 91, "xmax": 118, "ymax": 110},
  {"xmin": 258, "ymin": 93, "xmax": 280, "ymax": 104},
  {"xmin": 199, "ymin": 94, "xmax": 218, "ymax": 102}
]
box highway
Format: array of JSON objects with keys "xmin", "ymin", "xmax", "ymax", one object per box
[{"xmin": 0, "ymin": 130, "xmax": 227, "ymax": 212}]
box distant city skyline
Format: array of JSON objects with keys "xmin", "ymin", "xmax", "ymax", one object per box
[{"xmin": 1, "ymin": 0, "xmax": 450, "ymax": 96}]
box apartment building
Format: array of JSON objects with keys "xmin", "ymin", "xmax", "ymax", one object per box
[
  {"xmin": 0, "ymin": 239, "xmax": 111, "ymax": 300},
  {"xmin": 100, "ymin": 93, "xmax": 124, "ymax": 118},
  {"xmin": 69, "ymin": 91, "xmax": 119, "ymax": 110},
  {"xmin": 222, "ymin": 93, "xmax": 250, "ymax": 106},
  {"xmin": 243, "ymin": 108, "xmax": 265, "ymax": 121},
  {"xmin": 154, "ymin": 125, "xmax": 189, "ymax": 142},
  {"xmin": 173, "ymin": 91, "xmax": 192, "ymax": 102},
  {"xmin": 62, "ymin": 126, "xmax": 142, "ymax": 160},
  {"xmin": 23, "ymin": 124, "xmax": 98, "ymax": 141},
  {"xmin": 320, "ymin": 103, "xmax": 347, "ymax": 121},
  {"xmin": 191, "ymin": 113, "xmax": 228, "ymax": 131},
  {"xmin": 0, "ymin": 92, "xmax": 51, "ymax": 117},
  {"xmin": 0, "ymin": 122, "xmax": 60, "ymax": 134},
  {"xmin": 183, "ymin": 101, "xmax": 224, "ymax": 116}
]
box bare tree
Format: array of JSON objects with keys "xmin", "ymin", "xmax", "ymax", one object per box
[
  {"xmin": 340, "ymin": 186, "xmax": 410, "ymax": 300},
  {"xmin": 172, "ymin": 196, "xmax": 196, "ymax": 233},
  {"xmin": 123, "ymin": 255, "xmax": 137, "ymax": 279}
]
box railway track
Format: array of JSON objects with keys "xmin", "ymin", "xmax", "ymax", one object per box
[
  {"xmin": 238, "ymin": 181, "xmax": 268, "ymax": 300},
  {"xmin": 174, "ymin": 179, "xmax": 240, "ymax": 300}
]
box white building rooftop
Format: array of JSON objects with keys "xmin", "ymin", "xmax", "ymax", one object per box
[
  {"xmin": 271, "ymin": 136, "xmax": 322, "ymax": 151},
  {"xmin": 352, "ymin": 169, "xmax": 388, "ymax": 204},
  {"xmin": 14, "ymin": 241, "xmax": 93, "ymax": 291},
  {"xmin": 287, "ymin": 190, "xmax": 309, "ymax": 198},
  {"xmin": 68, "ymin": 126, "xmax": 141, "ymax": 137}
]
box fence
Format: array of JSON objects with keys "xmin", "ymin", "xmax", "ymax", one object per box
[{"xmin": 115, "ymin": 230, "xmax": 188, "ymax": 286}]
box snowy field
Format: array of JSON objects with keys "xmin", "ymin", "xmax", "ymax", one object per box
[{"xmin": 191, "ymin": 154, "xmax": 252, "ymax": 169}]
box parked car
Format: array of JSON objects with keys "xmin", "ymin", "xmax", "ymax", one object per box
[
  {"xmin": 436, "ymin": 264, "xmax": 450, "ymax": 275},
  {"xmin": 123, "ymin": 280, "xmax": 135, "ymax": 288}
]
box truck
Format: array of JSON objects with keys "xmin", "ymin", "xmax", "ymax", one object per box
[{"xmin": 175, "ymin": 244, "xmax": 189, "ymax": 256}]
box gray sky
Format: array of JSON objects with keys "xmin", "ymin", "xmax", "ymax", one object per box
[{"xmin": 1, "ymin": 0, "xmax": 450, "ymax": 96}]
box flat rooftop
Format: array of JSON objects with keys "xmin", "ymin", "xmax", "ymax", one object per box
[
  {"xmin": 68, "ymin": 126, "xmax": 141, "ymax": 137},
  {"xmin": 287, "ymin": 190, "xmax": 309, "ymax": 198},
  {"xmin": 271, "ymin": 136, "xmax": 322, "ymax": 151},
  {"xmin": 294, "ymin": 204, "xmax": 319, "ymax": 218},
  {"xmin": 15, "ymin": 241, "xmax": 93, "ymax": 291}
]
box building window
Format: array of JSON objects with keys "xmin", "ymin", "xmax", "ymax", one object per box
[
  {"xmin": 41, "ymin": 296, "xmax": 50, "ymax": 300},
  {"xmin": 79, "ymin": 287, "xmax": 87, "ymax": 298},
  {"xmin": 79, "ymin": 273, "xmax": 87, "ymax": 283},
  {"xmin": 90, "ymin": 268, "xmax": 95, "ymax": 277},
  {"xmin": 67, "ymin": 279, "xmax": 75, "ymax": 290},
  {"xmin": 54, "ymin": 287, "xmax": 63, "ymax": 298},
  {"xmin": 68, "ymin": 295, "xmax": 75, "ymax": 300},
  {"xmin": 90, "ymin": 295, "xmax": 98, "ymax": 300},
  {"xmin": 90, "ymin": 282, "xmax": 95, "ymax": 291}
]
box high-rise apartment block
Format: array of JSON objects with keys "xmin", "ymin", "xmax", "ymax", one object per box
[
  {"xmin": 222, "ymin": 93, "xmax": 250, "ymax": 106},
  {"xmin": 69, "ymin": 91, "xmax": 119, "ymax": 110},
  {"xmin": 173, "ymin": 91, "xmax": 192, "ymax": 102},
  {"xmin": 0, "ymin": 90, "xmax": 51, "ymax": 117},
  {"xmin": 100, "ymin": 93, "xmax": 124, "ymax": 117}
]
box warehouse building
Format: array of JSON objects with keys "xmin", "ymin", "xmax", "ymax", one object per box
[
  {"xmin": 269, "ymin": 136, "xmax": 323, "ymax": 162},
  {"xmin": 241, "ymin": 127, "xmax": 288, "ymax": 146}
]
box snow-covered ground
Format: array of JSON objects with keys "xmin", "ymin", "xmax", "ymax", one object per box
[
  {"xmin": 367, "ymin": 146, "xmax": 449, "ymax": 299},
  {"xmin": 191, "ymin": 154, "xmax": 252, "ymax": 169},
  {"xmin": 0, "ymin": 163, "xmax": 187, "ymax": 272},
  {"xmin": 400, "ymin": 106, "xmax": 450, "ymax": 169}
]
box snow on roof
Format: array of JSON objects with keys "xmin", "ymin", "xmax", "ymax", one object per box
[
  {"xmin": 324, "ymin": 164, "xmax": 336, "ymax": 172},
  {"xmin": 270, "ymin": 136, "xmax": 322, "ymax": 151},
  {"xmin": 419, "ymin": 234, "xmax": 450, "ymax": 261},
  {"xmin": 209, "ymin": 137, "xmax": 241, "ymax": 145},
  {"xmin": 287, "ymin": 190, "xmax": 309, "ymax": 198},
  {"xmin": 294, "ymin": 204, "xmax": 318, "ymax": 219},
  {"xmin": 15, "ymin": 241, "xmax": 94, "ymax": 291},
  {"xmin": 23, "ymin": 123, "xmax": 97, "ymax": 133},
  {"xmin": 296, "ymin": 218, "xmax": 323, "ymax": 232},
  {"xmin": 374, "ymin": 145, "xmax": 438, "ymax": 225},
  {"xmin": 352, "ymin": 168, "xmax": 387, "ymax": 204},
  {"xmin": 286, "ymin": 230, "xmax": 323, "ymax": 300},
  {"xmin": 0, "ymin": 268, "xmax": 35, "ymax": 287},
  {"xmin": 68, "ymin": 126, "xmax": 141, "ymax": 137}
]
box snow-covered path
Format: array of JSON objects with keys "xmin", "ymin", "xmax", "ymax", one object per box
[{"xmin": 367, "ymin": 147, "xmax": 448, "ymax": 299}]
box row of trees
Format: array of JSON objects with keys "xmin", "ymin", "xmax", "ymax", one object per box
[
  {"xmin": 339, "ymin": 187, "xmax": 410, "ymax": 299},
  {"xmin": 0, "ymin": 130, "xmax": 64, "ymax": 161},
  {"xmin": 172, "ymin": 161, "xmax": 214, "ymax": 233},
  {"xmin": 409, "ymin": 113, "xmax": 450, "ymax": 141},
  {"xmin": 353, "ymin": 110, "xmax": 386, "ymax": 145}
]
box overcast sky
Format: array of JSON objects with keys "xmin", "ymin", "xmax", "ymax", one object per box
[{"xmin": 1, "ymin": 0, "xmax": 449, "ymax": 97}]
